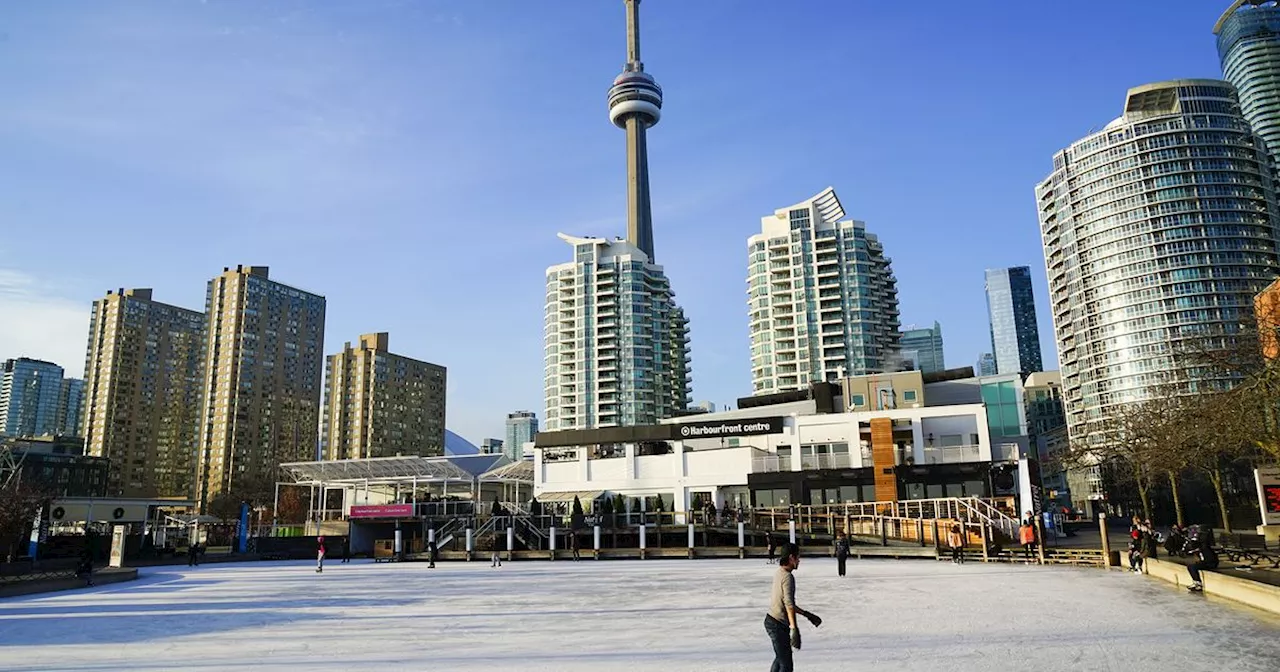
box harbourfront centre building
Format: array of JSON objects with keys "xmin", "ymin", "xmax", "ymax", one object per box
[{"xmin": 533, "ymin": 368, "xmax": 1041, "ymax": 513}]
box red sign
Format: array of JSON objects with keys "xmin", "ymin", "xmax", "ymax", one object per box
[
  {"xmin": 348, "ymin": 504, "xmax": 414, "ymax": 518},
  {"xmin": 1265, "ymin": 485, "xmax": 1280, "ymax": 514}
]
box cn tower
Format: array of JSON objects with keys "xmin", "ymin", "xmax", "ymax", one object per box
[{"xmin": 607, "ymin": 0, "xmax": 662, "ymax": 260}]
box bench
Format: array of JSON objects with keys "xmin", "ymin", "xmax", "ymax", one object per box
[{"xmin": 1219, "ymin": 534, "xmax": 1280, "ymax": 569}]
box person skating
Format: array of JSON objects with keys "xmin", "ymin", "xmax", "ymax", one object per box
[
  {"xmin": 767, "ymin": 536, "xmax": 777, "ymax": 564},
  {"xmin": 428, "ymin": 541, "xmax": 438, "ymax": 569},
  {"xmin": 187, "ymin": 541, "xmax": 198, "ymax": 567},
  {"xmin": 947, "ymin": 524, "xmax": 966, "ymax": 564},
  {"xmin": 341, "ymin": 537, "xmax": 350, "ymax": 564},
  {"xmin": 570, "ymin": 531, "xmax": 581, "ymax": 561},
  {"xmin": 316, "ymin": 536, "xmax": 326, "ymax": 573},
  {"xmin": 1127, "ymin": 516, "xmax": 1145, "ymax": 574},
  {"xmin": 1183, "ymin": 524, "xmax": 1218, "ymax": 592},
  {"xmin": 764, "ymin": 543, "xmax": 821, "ymax": 672},
  {"xmin": 491, "ymin": 546, "xmax": 502, "ymax": 568},
  {"xmin": 833, "ymin": 533, "xmax": 850, "ymax": 577}
]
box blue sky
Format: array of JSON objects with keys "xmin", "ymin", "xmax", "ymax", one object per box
[{"xmin": 0, "ymin": 1, "xmax": 1233, "ymax": 444}]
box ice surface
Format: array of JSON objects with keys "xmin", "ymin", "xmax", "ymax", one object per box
[{"xmin": 2, "ymin": 558, "xmax": 1279, "ymax": 671}]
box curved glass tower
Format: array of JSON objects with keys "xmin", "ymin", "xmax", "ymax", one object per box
[
  {"xmin": 1036, "ymin": 80, "xmax": 1280, "ymax": 440},
  {"xmin": 1216, "ymin": 1, "xmax": 1280, "ymax": 159}
]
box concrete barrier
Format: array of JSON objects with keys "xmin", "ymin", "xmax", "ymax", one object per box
[
  {"xmin": 1144, "ymin": 558, "xmax": 1280, "ymax": 616},
  {"xmin": 0, "ymin": 567, "xmax": 138, "ymax": 599}
]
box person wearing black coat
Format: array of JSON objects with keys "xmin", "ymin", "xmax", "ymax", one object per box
[
  {"xmin": 428, "ymin": 541, "xmax": 438, "ymax": 569},
  {"xmin": 833, "ymin": 533, "xmax": 850, "ymax": 577},
  {"xmin": 1183, "ymin": 525, "xmax": 1218, "ymax": 592}
]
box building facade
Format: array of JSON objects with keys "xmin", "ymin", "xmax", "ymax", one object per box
[
  {"xmin": 319, "ymin": 332, "xmax": 446, "ymax": 462},
  {"xmin": 505, "ymin": 411, "xmax": 538, "ymax": 462},
  {"xmin": 196, "ymin": 266, "xmax": 326, "ymax": 509},
  {"xmin": 56, "ymin": 379, "xmax": 84, "ymax": 437},
  {"xmin": 748, "ymin": 187, "xmax": 901, "ymax": 395},
  {"xmin": 900, "ymin": 322, "xmax": 945, "ymax": 373},
  {"xmin": 0, "ymin": 358, "xmax": 65, "ymax": 437},
  {"xmin": 976, "ymin": 353, "xmax": 997, "ymax": 376},
  {"xmin": 543, "ymin": 235, "xmax": 691, "ymax": 431},
  {"xmin": 82, "ymin": 289, "xmax": 206, "ymax": 499},
  {"xmin": 1, "ymin": 436, "xmax": 108, "ymax": 498},
  {"xmin": 480, "ymin": 438, "xmax": 504, "ymax": 455},
  {"xmin": 984, "ymin": 267, "xmax": 1043, "ymax": 375},
  {"xmin": 1037, "ymin": 80, "xmax": 1280, "ymax": 440},
  {"xmin": 1217, "ymin": 1, "xmax": 1280, "ymax": 161},
  {"xmin": 535, "ymin": 371, "xmax": 1036, "ymax": 516}
]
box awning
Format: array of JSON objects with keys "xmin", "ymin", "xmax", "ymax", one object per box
[{"xmin": 536, "ymin": 490, "xmax": 605, "ymax": 503}]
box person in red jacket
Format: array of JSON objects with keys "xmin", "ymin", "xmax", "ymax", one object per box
[
  {"xmin": 316, "ymin": 536, "xmax": 326, "ymax": 573},
  {"xmin": 1019, "ymin": 513, "xmax": 1038, "ymax": 564}
]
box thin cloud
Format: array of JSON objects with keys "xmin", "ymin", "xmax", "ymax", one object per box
[{"xmin": 0, "ymin": 269, "xmax": 89, "ymax": 377}]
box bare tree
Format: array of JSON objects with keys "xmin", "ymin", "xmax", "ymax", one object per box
[
  {"xmin": 0, "ymin": 480, "xmax": 52, "ymax": 563},
  {"xmin": 1065, "ymin": 401, "xmax": 1165, "ymax": 521}
]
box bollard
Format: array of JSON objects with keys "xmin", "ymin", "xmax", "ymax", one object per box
[
  {"xmin": 549, "ymin": 526, "xmax": 557, "ymax": 560},
  {"xmin": 738, "ymin": 522, "xmax": 745, "ymax": 549},
  {"xmin": 507, "ymin": 526, "xmax": 515, "ymax": 558},
  {"xmin": 465, "ymin": 528, "xmax": 474, "ymax": 561},
  {"xmin": 687, "ymin": 524, "xmax": 695, "ymax": 559},
  {"xmin": 1098, "ymin": 513, "xmax": 1112, "ymax": 567},
  {"xmin": 789, "ymin": 520, "xmax": 797, "ymax": 545},
  {"xmin": 639, "ymin": 525, "xmax": 647, "ymax": 554},
  {"xmin": 394, "ymin": 522, "xmax": 403, "ymax": 560},
  {"xmin": 428, "ymin": 528, "xmax": 436, "ymax": 545}
]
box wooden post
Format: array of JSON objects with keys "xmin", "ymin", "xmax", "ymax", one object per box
[
  {"xmin": 1098, "ymin": 512, "xmax": 1112, "ymax": 567},
  {"xmin": 1035, "ymin": 517, "xmax": 1047, "ymax": 565},
  {"xmin": 932, "ymin": 519, "xmax": 941, "ymax": 552},
  {"xmin": 917, "ymin": 518, "xmax": 925, "ymax": 547},
  {"xmin": 980, "ymin": 523, "xmax": 990, "ymax": 562},
  {"xmin": 879, "ymin": 517, "xmax": 887, "ymax": 546}
]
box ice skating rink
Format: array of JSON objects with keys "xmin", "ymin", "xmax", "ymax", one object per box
[{"xmin": 2, "ymin": 558, "xmax": 1279, "ymax": 671}]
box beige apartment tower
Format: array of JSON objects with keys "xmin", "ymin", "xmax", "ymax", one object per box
[
  {"xmin": 82, "ymin": 289, "xmax": 206, "ymax": 498},
  {"xmin": 320, "ymin": 333, "xmax": 446, "ymax": 461},
  {"xmin": 196, "ymin": 266, "xmax": 326, "ymax": 509}
]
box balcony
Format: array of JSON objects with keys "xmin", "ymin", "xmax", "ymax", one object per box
[
  {"xmin": 920, "ymin": 444, "xmax": 982, "ymax": 465},
  {"xmin": 752, "ymin": 454, "xmax": 793, "ymax": 473},
  {"xmin": 800, "ymin": 452, "xmax": 854, "ymax": 470}
]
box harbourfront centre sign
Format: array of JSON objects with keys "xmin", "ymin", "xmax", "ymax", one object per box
[{"xmin": 676, "ymin": 416, "xmax": 785, "ymax": 439}]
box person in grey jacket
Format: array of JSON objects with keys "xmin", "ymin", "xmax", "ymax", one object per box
[{"xmin": 764, "ymin": 543, "xmax": 821, "ymax": 672}]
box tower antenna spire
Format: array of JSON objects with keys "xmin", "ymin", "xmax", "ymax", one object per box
[{"xmin": 626, "ymin": 0, "xmax": 642, "ymax": 68}]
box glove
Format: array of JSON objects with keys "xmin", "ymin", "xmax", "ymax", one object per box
[
  {"xmin": 790, "ymin": 627, "xmax": 802, "ymax": 650},
  {"xmin": 805, "ymin": 612, "xmax": 822, "ymax": 628}
]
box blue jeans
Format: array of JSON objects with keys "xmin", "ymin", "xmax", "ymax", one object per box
[{"xmin": 764, "ymin": 615, "xmax": 793, "ymax": 672}]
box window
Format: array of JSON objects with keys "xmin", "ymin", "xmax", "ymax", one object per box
[
  {"xmin": 903, "ymin": 390, "xmax": 917, "ymax": 402},
  {"xmin": 850, "ymin": 394, "xmax": 865, "ymax": 407}
]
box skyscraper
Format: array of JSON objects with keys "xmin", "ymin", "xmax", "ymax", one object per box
[
  {"xmin": 543, "ymin": 1, "xmax": 691, "ymax": 431},
  {"xmin": 984, "ymin": 267, "xmax": 1043, "ymax": 375},
  {"xmin": 480, "ymin": 438, "xmax": 504, "ymax": 455},
  {"xmin": 544, "ymin": 235, "xmax": 691, "ymax": 431},
  {"xmin": 319, "ymin": 332, "xmax": 446, "ymax": 461},
  {"xmin": 1216, "ymin": 1, "xmax": 1280, "ymax": 160},
  {"xmin": 504, "ymin": 410, "xmax": 537, "ymax": 461},
  {"xmin": 0, "ymin": 358, "xmax": 65, "ymax": 437},
  {"xmin": 1037, "ymin": 80, "xmax": 1280, "ymax": 439},
  {"xmin": 748, "ymin": 187, "xmax": 900, "ymax": 394},
  {"xmin": 196, "ymin": 266, "xmax": 326, "ymax": 509},
  {"xmin": 899, "ymin": 322, "xmax": 945, "ymax": 374},
  {"xmin": 976, "ymin": 353, "xmax": 997, "ymax": 377},
  {"xmin": 56, "ymin": 379, "xmax": 84, "ymax": 437},
  {"xmin": 82, "ymin": 288, "xmax": 205, "ymax": 498}
]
